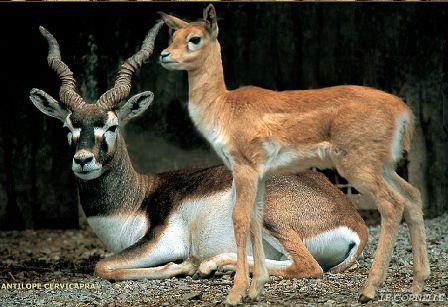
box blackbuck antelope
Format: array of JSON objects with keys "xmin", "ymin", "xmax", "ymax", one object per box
[
  {"xmin": 159, "ymin": 5, "xmax": 430, "ymax": 304},
  {"xmin": 28, "ymin": 24, "xmax": 368, "ymax": 286}
]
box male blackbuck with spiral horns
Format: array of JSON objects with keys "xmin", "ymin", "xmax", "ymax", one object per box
[
  {"xmin": 159, "ymin": 5, "xmax": 430, "ymax": 304},
  {"xmin": 29, "ymin": 23, "xmax": 369, "ymax": 290}
]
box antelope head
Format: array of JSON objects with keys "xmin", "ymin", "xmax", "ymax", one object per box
[
  {"xmin": 159, "ymin": 4, "xmax": 219, "ymax": 72},
  {"xmin": 30, "ymin": 21, "xmax": 163, "ymax": 181}
]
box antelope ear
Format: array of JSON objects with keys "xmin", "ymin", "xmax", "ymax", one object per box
[
  {"xmin": 203, "ymin": 4, "xmax": 218, "ymax": 39},
  {"xmin": 29, "ymin": 88, "xmax": 70, "ymax": 122},
  {"xmin": 158, "ymin": 12, "xmax": 189, "ymax": 30},
  {"xmin": 118, "ymin": 91, "xmax": 154, "ymax": 123}
]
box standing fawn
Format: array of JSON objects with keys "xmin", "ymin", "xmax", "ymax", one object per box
[
  {"xmin": 159, "ymin": 5, "xmax": 430, "ymax": 304},
  {"xmin": 29, "ymin": 24, "xmax": 368, "ymax": 285}
]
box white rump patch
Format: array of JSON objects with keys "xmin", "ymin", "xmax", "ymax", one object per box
[
  {"xmin": 304, "ymin": 226, "xmax": 360, "ymax": 270},
  {"xmin": 391, "ymin": 112, "xmax": 410, "ymax": 162}
]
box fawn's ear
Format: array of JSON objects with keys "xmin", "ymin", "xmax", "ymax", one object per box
[
  {"xmin": 29, "ymin": 88, "xmax": 70, "ymax": 122},
  {"xmin": 203, "ymin": 4, "xmax": 218, "ymax": 39},
  {"xmin": 158, "ymin": 12, "xmax": 189, "ymax": 30},
  {"xmin": 118, "ymin": 91, "xmax": 154, "ymax": 124}
]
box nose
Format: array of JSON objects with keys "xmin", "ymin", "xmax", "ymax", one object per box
[
  {"xmin": 74, "ymin": 156, "xmax": 93, "ymax": 167},
  {"xmin": 73, "ymin": 151, "xmax": 94, "ymax": 168},
  {"xmin": 160, "ymin": 50, "xmax": 171, "ymax": 63}
]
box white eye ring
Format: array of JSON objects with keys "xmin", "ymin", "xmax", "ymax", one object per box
[
  {"xmin": 187, "ymin": 37, "xmax": 201, "ymax": 51},
  {"xmin": 103, "ymin": 129, "xmax": 117, "ymax": 150},
  {"xmin": 188, "ymin": 42, "xmax": 199, "ymax": 51}
]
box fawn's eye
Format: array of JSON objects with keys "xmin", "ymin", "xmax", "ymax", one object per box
[
  {"xmin": 187, "ymin": 37, "xmax": 201, "ymax": 51},
  {"xmin": 106, "ymin": 125, "xmax": 118, "ymax": 133},
  {"xmin": 189, "ymin": 37, "xmax": 201, "ymax": 44}
]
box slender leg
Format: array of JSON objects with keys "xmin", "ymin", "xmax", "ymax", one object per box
[
  {"xmin": 226, "ymin": 164, "xmax": 260, "ymax": 305},
  {"xmin": 199, "ymin": 253, "xmax": 292, "ymax": 276},
  {"xmin": 96, "ymin": 257, "xmax": 199, "ymax": 280},
  {"xmin": 388, "ymin": 171, "xmax": 430, "ymax": 293},
  {"xmin": 248, "ymin": 177, "xmax": 269, "ymax": 300},
  {"xmin": 272, "ymin": 229, "xmax": 324, "ymax": 278},
  {"xmin": 335, "ymin": 158, "xmax": 408, "ymax": 302},
  {"xmin": 358, "ymin": 181, "xmax": 405, "ymax": 302},
  {"xmin": 95, "ymin": 225, "xmax": 190, "ymax": 280},
  {"xmin": 197, "ymin": 227, "xmax": 323, "ymax": 280},
  {"xmin": 198, "ymin": 230, "xmax": 323, "ymax": 280}
]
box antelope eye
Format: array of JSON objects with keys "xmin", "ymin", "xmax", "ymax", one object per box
[
  {"xmin": 188, "ymin": 37, "xmax": 201, "ymax": 45},
  {"xmin": 106, "ymin": 125, "xmax": 118, "ymax": 133}
]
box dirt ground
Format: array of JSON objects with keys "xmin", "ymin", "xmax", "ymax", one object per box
[{"xmin": 0, "ymin": 215, "xmax": 447, "ymax": 306}]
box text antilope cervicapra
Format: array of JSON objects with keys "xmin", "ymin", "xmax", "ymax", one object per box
[
  {"xmin": 29, "ymin": 23, "xmax": 368, "ymax": 285},
  {"xmin": 159, "ymin": 5, "xmax": 430, "ymax": 304}
]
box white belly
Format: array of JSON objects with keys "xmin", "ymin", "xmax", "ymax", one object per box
[
  {"xmin": 262, "ymin": 141, "xmax": 334, "ymax": 174},
  {"xmin": 180, "ymin": 190, "xmax": 287, "ymax": 261},
  {"xmin": 180, "ymin": 190, "xmax": 236, "ymax": 259},
  {"xmin": 87, "ymin": 214, "xmax": 149, "ymax": 253},
  {"xmin": 86, "ymin": 194, "xmax": 358, "ymax": 271}
]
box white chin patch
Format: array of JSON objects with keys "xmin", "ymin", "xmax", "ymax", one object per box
[
  {"xmin": 74, "ymin": 169, "xmax": 102, "ymax": 181},
  {"xmin": 161, "ymin": 62, "xmax": 181, "ymax": 71}
]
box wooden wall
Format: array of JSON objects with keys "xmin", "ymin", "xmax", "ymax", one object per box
[{"xmin": 0, "ymin": 3, "xmax": 446, "ymax": 229}]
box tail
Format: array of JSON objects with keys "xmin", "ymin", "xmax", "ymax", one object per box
[
  {"xmin": 402, "ymin": 110, "xmax": 415, "ymax": 154},
  {"xmin": 391, "ymin": 109, "xmax": 415, "ymax": 162}
]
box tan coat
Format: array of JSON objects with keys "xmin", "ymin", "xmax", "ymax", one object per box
[{"xmin": 160, "ymin": 5, "xmax": 430, "ymax": 305}]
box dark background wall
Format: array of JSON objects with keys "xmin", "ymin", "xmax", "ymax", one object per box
[{"xmin": 0, "ymin": 3, "xmax": 446, "ymax": 229}]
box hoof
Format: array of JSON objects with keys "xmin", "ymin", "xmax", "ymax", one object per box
[
  {"xmin": 225, "ymin": 294, "xmax": 244, "ymax": 306},
  {"xmin": 359, "ymin": 283, "xmax": 376, "ymax": 303},
  {"xmin": 248, "ymin": 274, "xmax": 268, "ymax": 300},
  {"xmin": 248, "ymin": 286, "xmax": 264, "ymax": 301},
  {"xmin": 198, "ymin": 261, "xmax": 218, "ymax": 277},
  {"xmin": 411, "ymin": 280, "xmax": 424, "ymax": 294},
  {"xmin": 312, "ymin": 268, "xmax": 324, "ymax": 279},
  {"xmin": 201, "ymin": 270, "xmax": 216, "ymax": 279},
  {"xmin": 226, "ymin": 285, "xmax": 248, "ymax": 306},
  {"xmin": 348, "ymin": 260, "xmax": 359, "ymax": 272},
  {"xmin": 358, "ymin": 293, "xmax": 374, "ymax": 303}
]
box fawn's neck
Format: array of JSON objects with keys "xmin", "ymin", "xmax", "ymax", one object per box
[
  {"xmin": 77, "ymin": 134, "xmax": 155, "ymax": 217},
  {"xmin": 187, "ymin": 41, "xmax": 227, "ymax": 109}
]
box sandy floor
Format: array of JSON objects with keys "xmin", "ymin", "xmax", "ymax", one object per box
[{"xmin": 0, "ymin": 215, "xmax": 447, "ymax": 306}]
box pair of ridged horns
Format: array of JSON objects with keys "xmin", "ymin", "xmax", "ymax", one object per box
[{"xmin": 39, "ymin": 20, "xmax": 164, "ymax": 110}]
